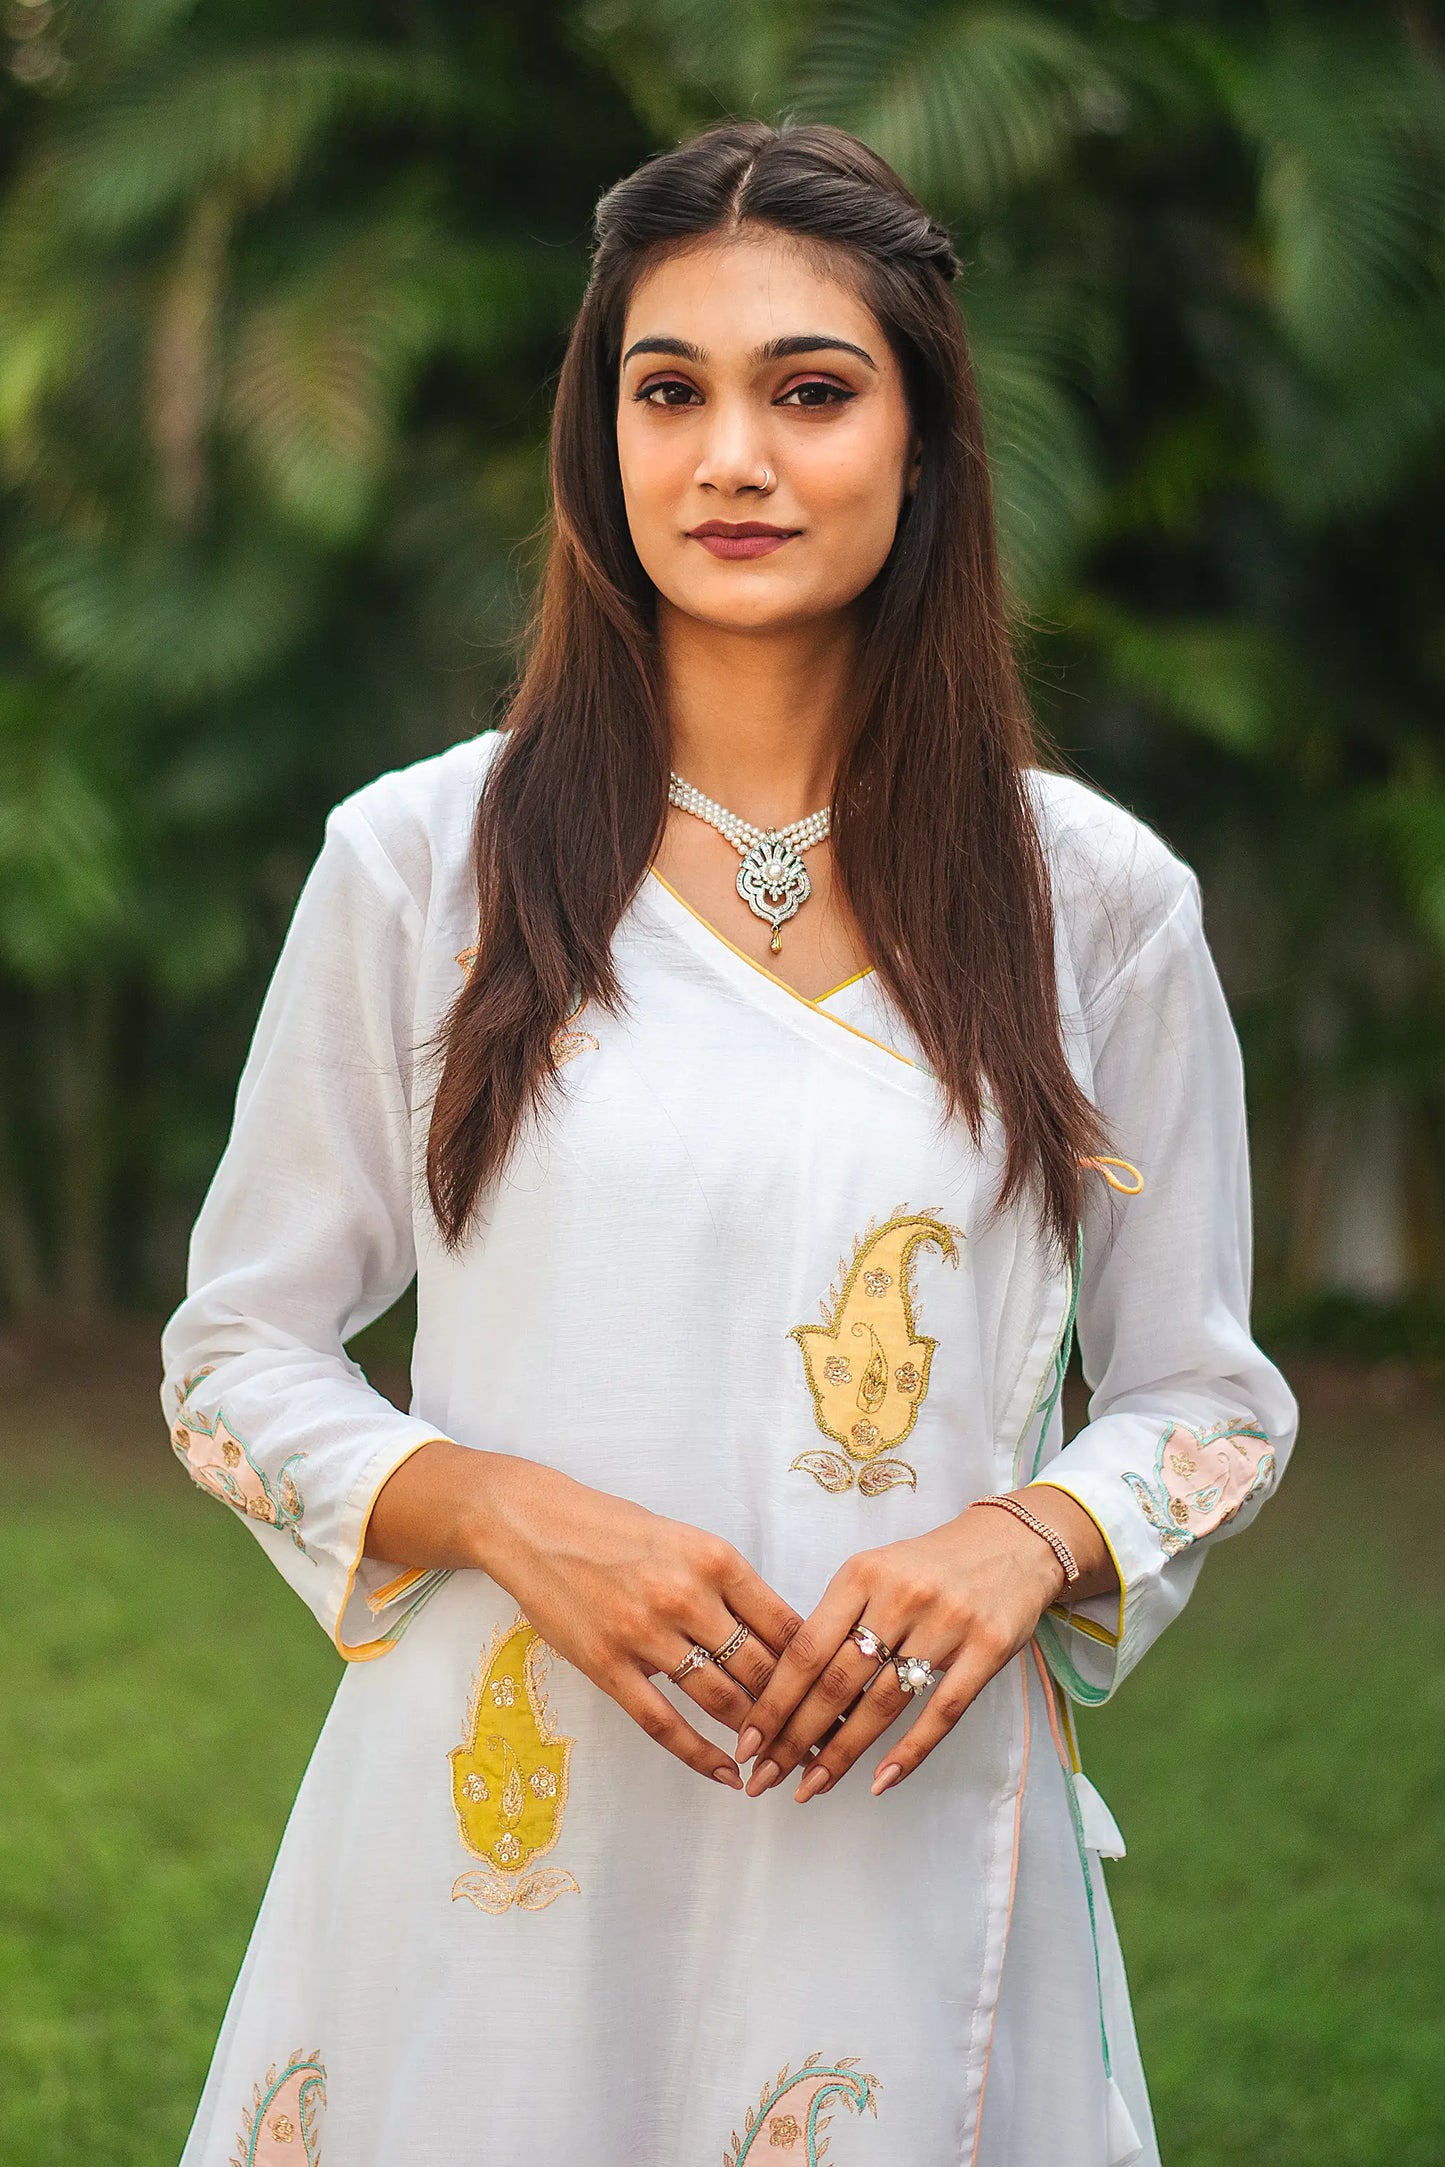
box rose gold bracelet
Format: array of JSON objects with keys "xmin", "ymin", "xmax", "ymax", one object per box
[{"xmin": 970, "ymin": 1494, "xmax": 1080, "ymax": 1589}]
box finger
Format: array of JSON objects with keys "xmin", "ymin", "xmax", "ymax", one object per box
[
  {"xmin": 740, "ymin": 1571, "xmax": 869, "ymax": 1791},
  {"xmin": 663, "ymin": 1617, "xmax": 772, "ymax": 1734},
  {"xmin": 866, "ymin": 1634, "xmax": 1018, "ymax": 1793},
  {"xmin": 613, "ymin": 1670, "xmax": 745, "ymax": 1788},
  {"xmin": 712, "ymin": 1551, "xmax": 803, "ymax": 1687},
  {"xmin": 749, "ymin": 1639, "xmax": 884, "ymax": 1782}
]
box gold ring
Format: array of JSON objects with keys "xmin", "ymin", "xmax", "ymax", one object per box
[
  {"xmin": 711, "ymin": 1621, "xmax": 749, "ymax": 1664},
  {"xmin": 668, "ymin": 1643, "xmax": 712, "ymax": 1683}
]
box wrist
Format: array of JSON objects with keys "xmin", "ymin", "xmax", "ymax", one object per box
[{"xmin": 968, "ymin": 1492, "xmax": 1076, "ymax": 1603}]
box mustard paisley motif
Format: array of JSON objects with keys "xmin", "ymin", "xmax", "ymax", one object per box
[
  {"xmin": 449, "ymin": 1612, "xmax": 580, "ymax": 1914},
  {"xmin": 723, "ymin": 2054, "xmax": 880, "ymax": 2164},
  {"xmin": 790, "ymin": 1211, "xmax": 959, "ymax": 1495},
  {"xmin": 1123, "ymin": 1417, "xmax": 1274, "ymax": 1557},
  {"xmin": 229, "ymin": 2049, "xmax": 325, "ymax": 2167},
  {"xmin": 170, "ymin": 1405, "xmax": 307, "ymax": 1555}
]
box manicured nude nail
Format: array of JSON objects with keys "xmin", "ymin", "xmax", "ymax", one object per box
[
  {"xmin": 795, "ymin": 1765, "xmax": 830, "ymax": 1802},
  {"xmin": 714, "ymin": 1764, "xmax": 742, "ymax": 1787},
  {"xmin": 748, "ymin": 1758, "xmax": 780, "ymax": 1794},
  {"xmin": 872, "ymin": 1763, "xmax": 902, "ymax": 1795},
  {"xmin": 737, "ymin": 1725, "xmax": 762, "ymax": 1763}
]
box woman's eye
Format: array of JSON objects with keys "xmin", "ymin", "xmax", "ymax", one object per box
[
  {"xmin": 777, "ymin": 380, "xmax": 854, "ymax": 408},
  {"xmin": 635, "ymin": 378, "xmax": 701, "ymax": 407}
]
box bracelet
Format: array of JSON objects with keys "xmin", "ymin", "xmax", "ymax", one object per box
[{"xmin": 970, "ymin": 1494, "xmax": 1080, "ymax": 1589}]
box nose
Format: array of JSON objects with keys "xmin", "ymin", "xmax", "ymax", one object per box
[{"xmin": 691, "ymin": 394, "xmax": 772, "ymax": 496}]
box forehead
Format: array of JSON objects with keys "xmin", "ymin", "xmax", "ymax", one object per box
[{"xmin": 621, "ymin": 231, "xmax": 886, "ymax": 357}]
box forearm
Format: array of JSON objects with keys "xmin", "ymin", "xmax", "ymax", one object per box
[{"xmin": 364, "ymin": 1436, "xmax": 553, "ymax": 1581}]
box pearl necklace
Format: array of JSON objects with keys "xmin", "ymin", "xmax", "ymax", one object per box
[{"xmin": 668, "ymin": 772, "xmax": 830, "ymax": 953}]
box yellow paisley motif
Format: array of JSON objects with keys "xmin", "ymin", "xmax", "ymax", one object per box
[
  {"xmin": 790, "ymin": 1210, "xmax": 959, "ymax": 1495},
  {"xmin": 449, "ymin": 1614, "xmax": 580, "ymax": 1913}
]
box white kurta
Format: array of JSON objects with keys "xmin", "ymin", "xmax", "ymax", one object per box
[{"xmin": 161, "ymin": 733, "xmax": 1296, "ymax": 2167}]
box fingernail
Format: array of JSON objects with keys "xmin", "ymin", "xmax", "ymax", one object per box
[
  {"xmin": 872, "ymin": 1763, "xmax": 902, "ymax": 1795},
  {"xmin": 737, "ymin": 1725, "xmax": 762, "ymax": 1763},
  {"xmin": 748, "ymin": 1758, "xmax": 780, "ymax": 1795},
  {"xmin": 795, "ymin": 1765, "xmax": 830, "ymax": 1802},
  {"xmin": 714, "ymin": 1764, "xmax": 742, "ymax": 1788}
]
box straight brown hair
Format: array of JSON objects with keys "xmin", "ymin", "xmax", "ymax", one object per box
[{"xmin": 427, "ymin": 118, "xmax": 1103, "ymax": 1257}]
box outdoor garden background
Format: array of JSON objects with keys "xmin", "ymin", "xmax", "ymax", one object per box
[{"xmin": 1, "ymin": 2, "xmax": 1442, "ymax": 2160}]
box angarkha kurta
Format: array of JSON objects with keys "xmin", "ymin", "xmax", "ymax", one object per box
[{"xmin": 161, "ymin": 732, "xmax": 1297, "ymax": 2167}]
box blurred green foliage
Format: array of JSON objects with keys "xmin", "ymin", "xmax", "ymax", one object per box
[{"xmin": 0, "ymin": 0, "xmax": 1442, "ymax": 1319}]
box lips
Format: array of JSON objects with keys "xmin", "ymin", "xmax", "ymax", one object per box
[{"xmin": 687, "ymin": 521, "xmax": 800, "ymax": 561}]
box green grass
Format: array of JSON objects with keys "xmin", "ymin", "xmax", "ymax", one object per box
[{"xmin": 2, "ymin": 1373, "xmax": 1441, "ymax": 2164}]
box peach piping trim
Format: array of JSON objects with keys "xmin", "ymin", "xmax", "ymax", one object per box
[
  {"xmin": 969, "ymin": 1650, "xmax": 1031, "ymax": 2167},
  {"xmin": 644, "ymin": 869, "xmax": 905, "ymax": 1066},
  {"xmin": 334, "ymin": 1435, "xmax": 453, "ymax": 1662},
  {"xmin": 1028, "ymin": 1476, "xmax": 1127, "ymax": 1656},
  {"xmin": 1030, "ymin": 1637, "xmax": 1071, "ymax": 1768}
]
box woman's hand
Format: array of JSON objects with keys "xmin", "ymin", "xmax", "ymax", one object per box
[
  {"xmin": 367, "ymin": 1439, "xmax": 803, "ymax": 1791},
  {"xmin": 733, "ymin": 1487, "xmax": 1112, "ymax": 1803}
]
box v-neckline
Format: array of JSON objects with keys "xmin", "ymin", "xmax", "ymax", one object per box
[{"xmin": 641, "ymin": 867, "xmax": 930, "ymax": 1089}]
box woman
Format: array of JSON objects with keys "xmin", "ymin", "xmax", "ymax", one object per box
[{"xmin": 163, "ymin": 119, "xmax": 1295, "ymax": 2166}]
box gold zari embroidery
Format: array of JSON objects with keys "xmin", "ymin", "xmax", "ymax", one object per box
[
  {"xmin": 450, "ymin": 1611, "xmax": 580, "ymax": 1914},
  {"xmin": 790, "ymin": 1210, "xmax": 959, "ymax": 1495}
]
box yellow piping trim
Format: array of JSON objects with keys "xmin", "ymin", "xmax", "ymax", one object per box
[
  {"xmin": 366, "ymin": 1564, "xmax": 430, "ymax": 1615},
  {"xmin": 1045, "ymin": 1603, "xmax": 1119, "ymax": 1648},
  {"xmin": 334, "ymin": 1435, "xmax": 453, "ymax": 1663},
  {"xmin": 645, "ymin": 868, "xmax": 910, "ymax": 1069},
  {"xmin": 1081, "ymin": 1155, "xmax": 1144, "ymax": 1195},
  {"xmin": 818, "ymin": 964, "xmax": 876, "ymax": 1000},
  {"xmin": 1027, "ymin": 1476, "xmax": 1127, "ymax": 1658}
]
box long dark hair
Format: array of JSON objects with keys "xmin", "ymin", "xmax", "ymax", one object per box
[{"xmin": 427, "ymin": 118, "xmax": 1103, "ymax": 1257}]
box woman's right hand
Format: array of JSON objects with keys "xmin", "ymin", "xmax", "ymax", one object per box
[{"xmin": 367, "ymin": 1439, "xmax": 803, "ymax": 1789}]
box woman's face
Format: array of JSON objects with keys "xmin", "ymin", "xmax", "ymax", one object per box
[{"xmin": 615, "ymin": 230, "xmax": 920, "ymax": 636}]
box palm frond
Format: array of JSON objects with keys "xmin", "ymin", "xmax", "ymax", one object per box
[{"xmin": 794, "ymin": 2, "xmax": 1120, "ymax": 211}]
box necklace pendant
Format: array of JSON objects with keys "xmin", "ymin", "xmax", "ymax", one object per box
[{"xmin": 737, "ymin": 833, "xmax": 810, "ymax": 943}]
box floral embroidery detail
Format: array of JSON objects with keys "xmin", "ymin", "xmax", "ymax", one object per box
[
  {"xmin": 723, "ymin": 2054, "xmax": 880, "ymax": 2163},
  {"xmin": 789, "ymin": 1210, "xmax": 959, "ymax": 1496},
  {"xmin": 170, "ymin": 1406, "xmax": 307, "ymax": 1555},
  {"xmin": 450, "ymin": 1612, "xmax": 580, "ymax": 1914},
  {"xmin": 550, "ymin": 1024, "xmax": 599, "ymax": 1068},
  {"xmin": 459, "ymin": 940, "xmax": 596, "ymax": 1067},
  {"xmin": 229, "ymin": 2050, "xmax": 325, "ymax": 2167},
  {"xmin": 1123, "ymin": 1417, "xmax": 1274, "ymax": 1558}
]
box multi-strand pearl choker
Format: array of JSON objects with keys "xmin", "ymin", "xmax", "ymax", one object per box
[{"xmin": 667, "ymin": 772, "xmax": 830, "ymax": 952}]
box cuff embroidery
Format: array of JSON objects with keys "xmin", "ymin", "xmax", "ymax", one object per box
[
  {"xmin": 1122, "ymin": 1417, "xmax": 1273, "ymax": 1557},
  {"xmin": 171, "ymin": 1402, "xmax": 308, "ymax": 1556}
]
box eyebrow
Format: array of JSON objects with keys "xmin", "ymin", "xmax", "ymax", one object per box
[{"xmin": 620, "ymin": 333, "xmax": 879, "ymax": 372}]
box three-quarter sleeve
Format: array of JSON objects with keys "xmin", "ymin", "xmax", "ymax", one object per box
[
  {"xmin": 1029, "ymin": 868, "xmax": 1298, "ymax": 1704},
  {"xmin": 159, "ymin": 797, "xmax": 454, "ymax": 1660}
]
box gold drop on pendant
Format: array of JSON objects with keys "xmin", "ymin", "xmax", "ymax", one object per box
[{"xmin": 771, "ymin": 928, "xmax": 783, "ymax": 954}]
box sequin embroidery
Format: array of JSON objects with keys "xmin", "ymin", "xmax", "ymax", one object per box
[
  {"xmin": 790, "ymin": 1210, "xmax": 959, "ymax": 1496},
  {"xmin": 1122, "ymin": 1417, "xmax": 1274, "ymax": 1557},
  {"xmin": 450, "ymin": 1611, "xmax": 580, "ymax": 1914},
  {"xmin": 229, "ymin": 2050, "xmax": 325, "ymax": 2167},
  {"xmin": 723, "ymin": 2054, "xmax": 880, "ymax": 2163}
]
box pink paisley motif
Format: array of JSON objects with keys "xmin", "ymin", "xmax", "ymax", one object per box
[
  {"xmin": 230, "ymin": 2050, "xmax": 326, "ymax": 2167},
  {"xmin": 1123, "ymin": 1417, "xmax": 1273, "ymax": 1557},
  {"xmin": 170, "ymin": 1406, "xmax": 307, "ymax": 1553},
  {"xmin": 723, "ymin": 2055, "xmax": 879, "ymax": 2164}
]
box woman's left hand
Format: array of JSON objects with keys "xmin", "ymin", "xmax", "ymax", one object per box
[{"xmin": 735, "ymin": 1489, "xmax": 1110, "ymax": 1802}]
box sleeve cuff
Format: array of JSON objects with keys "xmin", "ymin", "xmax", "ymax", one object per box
[{"xmin": 332, "ymin": 1427, "xmax": 456, "ymax": 1661}]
